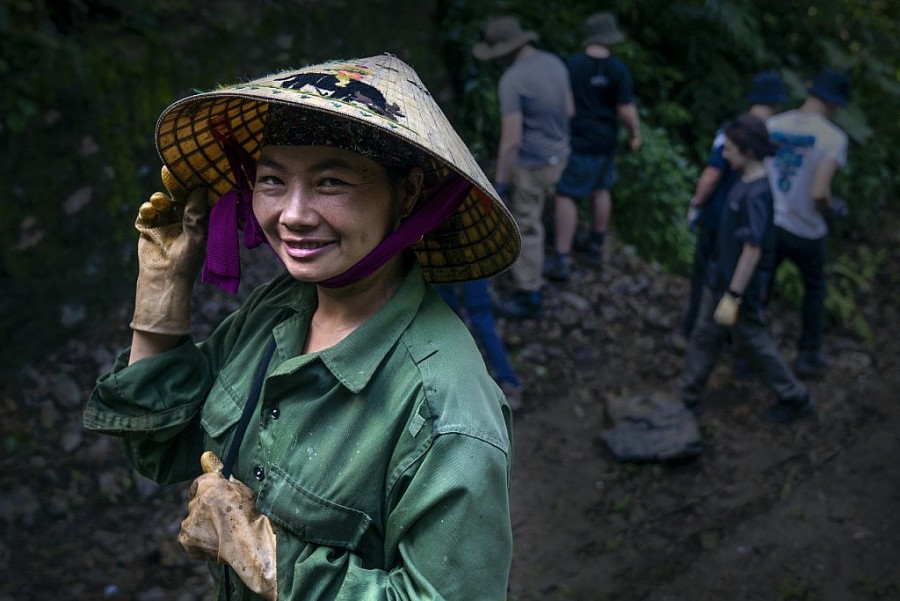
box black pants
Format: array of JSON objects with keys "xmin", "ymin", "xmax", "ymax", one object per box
[{"xmin": 771, "ymin": 226, "xmax": 827, "ymax": 352}]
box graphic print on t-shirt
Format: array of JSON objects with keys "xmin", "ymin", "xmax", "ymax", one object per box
[{"xmin": 769, "ymin": 132, "xmax": 816, "ymax": 193}]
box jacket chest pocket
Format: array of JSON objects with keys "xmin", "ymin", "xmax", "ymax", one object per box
[
  {"xmin": 257, "ymin": 463, "xmax": 373, "ymax": 551},
  {"xmin": 200, "ymin": 378, "xmax": 244, "ymax": 439}
]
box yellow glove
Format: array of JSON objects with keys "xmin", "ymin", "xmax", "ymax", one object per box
[
  {"xmin": 179, "ymin": 452, "xmax": 278, "ymax": 601},
  {"xmin": 129, "ymin": 167, "xmax": 210, "ymax": 336},
  {"xmin": 713, "ymin": 291, "xmax": 742, "ymax": 327}
]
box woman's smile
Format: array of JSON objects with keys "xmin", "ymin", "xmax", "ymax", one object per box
[{"xmin": 281, "ymin": 237, "xmax": 335, "ymax": 260}]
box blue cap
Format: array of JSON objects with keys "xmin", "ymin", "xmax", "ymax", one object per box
[
  {"xmin": 746, "ymin": 71, "xmax": 788, "ymax": 106},
  {"xmin": 809, "ymin": 67, "xmax": 850, "ymax": 107}
]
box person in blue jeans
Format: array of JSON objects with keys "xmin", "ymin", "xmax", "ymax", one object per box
[{"xmin": 434, "ymin": 280, "xmax": 524, "ymax": 409}]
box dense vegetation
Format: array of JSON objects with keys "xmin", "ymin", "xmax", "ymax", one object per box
[{"xmin": 1, "ymin": 0, "xmax": 896, "ymax": 370}]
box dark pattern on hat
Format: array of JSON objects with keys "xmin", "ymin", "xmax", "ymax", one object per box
[
  {"xmin": 275, "ymin": 69, "xmax": 403, "ymax": 120},
  {"xmin": 263, "ymin": 105, "xmax": 427, "ymax": 169}
]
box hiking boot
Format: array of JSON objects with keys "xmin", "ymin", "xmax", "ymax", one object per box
[
  {"xmin": 544, "ymin": 254, "xmax": 572, "ymax": 282},
  {"xmin": 793, "ymin": 349, "xmax": 827, "ymax": 379},
  {"xmin": 582, "ymin": 240, "xmax": 604, "ymax": 268},
  {"xmin": 494, "ymin": 290, "xmax": 542, "ymax": 320},
  {"xmin": 762, "ymin": 395, "xmax": 816, "ymax": 423}
]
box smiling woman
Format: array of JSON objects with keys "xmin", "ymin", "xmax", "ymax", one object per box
[
  {"xmin": 84, "ymin": 54, "xmax": 520, "ymax": 600},
  {"xmin": 252, "ymin": 146, "xmax": 422, "ymax": 287}
]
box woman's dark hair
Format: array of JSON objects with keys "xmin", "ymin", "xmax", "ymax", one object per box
[{"xmin": 723, "ymin": 112, "xmax": 779, "ymax": 160}]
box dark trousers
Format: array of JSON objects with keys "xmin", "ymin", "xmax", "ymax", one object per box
[
  {"xmin": 678, "ymin": 288, "xmax": 807, "ymax": 406},
  {"xmin": 771, "ymin": 226, "xmax": 827, "ymax": 352}
]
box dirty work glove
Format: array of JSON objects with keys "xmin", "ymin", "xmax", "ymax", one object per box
[
  {"xmin": 179, "ymin": 451, "xmax": 278, "ymax": 601},
  {"xmin": 713, "ymin": 291, "xmax": 742, "ymax": 327},
  {"xmin": 129, "ymin": 166, "xmax": 209, "ymax": 336}
]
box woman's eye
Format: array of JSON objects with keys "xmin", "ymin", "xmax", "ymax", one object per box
[
  {"xmin": 319, "ymin": 177, "xmax": 349, "ymax": 188},
  {"xmin": 256, "ymin": 174, "xmax": 284, "ymax": 186}
]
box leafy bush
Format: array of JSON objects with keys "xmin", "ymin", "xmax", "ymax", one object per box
[
  {"xmin": 614, "ymin": 125, "xmax": 695, "ymax": 274},
  {"xmin": 1, "ymin": 0, "xmax": 897, "ymax": 370}
]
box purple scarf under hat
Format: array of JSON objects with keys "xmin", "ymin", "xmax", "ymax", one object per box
[{"xmin": 202, "ymin": 129, "xmax": 268, "ymax": 294}]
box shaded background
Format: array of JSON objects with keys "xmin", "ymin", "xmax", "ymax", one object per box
[
  {"xmin": 2, "ymin": 0, "xmax": 897, "ymax": 374},
  {"xmin": 1, "ymin": 1, "xmax": 899, "ymax": 599}
]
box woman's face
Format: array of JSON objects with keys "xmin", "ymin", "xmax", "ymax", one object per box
[{"xmin": 253, "ymin": 145, "xmax": 418, "ymax": 282}]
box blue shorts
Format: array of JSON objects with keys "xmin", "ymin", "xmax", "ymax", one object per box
[{"xmin": 555, "ymin": 151, "xmax": 618, "ymax": 199}]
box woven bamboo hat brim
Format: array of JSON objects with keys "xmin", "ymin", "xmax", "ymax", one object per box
[{"xmin": 155, "ymin": 53, "xmax": 520, "ymax": 284}]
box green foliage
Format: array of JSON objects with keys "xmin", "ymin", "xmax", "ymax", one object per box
[
  {"xmin": 773, "ymin": 262, "xmax": 805, "ymax": 308},
  {"xmin": 615, "ymin": 125, "xmax": 695, "ymax": 274},
  {"xmin": 824, "ymin": 246, "xmax": 886, "ymax": 344},
  {"xmin": 611, "ymin": 495, "xmax": 632, "ymax": 514},
  {"xmin": 832, "ymin": 141, "xmax": 893, "ymax": 236},
  {"xmin": 603, "ymin": 533, "xmax": 625, "ymax": 553},
  {"xmin": 440, "ymin": 0, "xmax": 696, "ymax": 270},
  {"xmin": 776, "ymin": 574, "xmax": 815, "ymax": 601},
  {"xmin": 440, "ymin": 0, "xmax": 898, "ymax": 342},
  {"xmin": 1, "ymin": 0, "xmax": 897, "ymax": 369}
]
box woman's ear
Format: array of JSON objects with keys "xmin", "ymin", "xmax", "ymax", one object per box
[{"xmin": 399, "ymin": 167, "xmax": 425, "ymax": 217}]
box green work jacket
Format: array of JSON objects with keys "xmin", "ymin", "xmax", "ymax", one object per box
[{"xmin": 85, "ymin": 265, "xmax": 513, "ymax": 600}]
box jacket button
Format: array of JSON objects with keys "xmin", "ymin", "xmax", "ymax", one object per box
[
  {"xmin": 253, "ymin": 465, "xmax": 265, "ymax": 481},
  {"xmin": 270, "ymin": 406, "xmax": 280, "ymax": 420}
]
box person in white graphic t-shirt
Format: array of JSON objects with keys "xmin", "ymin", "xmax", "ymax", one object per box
[{"xmin": 765, "ymin": 67, "xmax": 850, "ymax": 378}]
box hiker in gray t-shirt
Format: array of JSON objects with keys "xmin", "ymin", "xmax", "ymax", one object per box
[{"xmin": 473, "ymin": 15, "xmax": 573, "ymax": 319}]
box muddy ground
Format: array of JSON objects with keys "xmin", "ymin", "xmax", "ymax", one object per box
[{"xmin": 2, "ymin": 233, "xmax": 898, "ymax": 601}]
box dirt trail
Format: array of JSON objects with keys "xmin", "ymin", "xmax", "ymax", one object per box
[
  {"xmin": 502, "ymin": 242, "xmax": 900, "ymax": 600},
  {"xmin": 2, "ymin": 240, "xmax": 898, "ymax": 601}
]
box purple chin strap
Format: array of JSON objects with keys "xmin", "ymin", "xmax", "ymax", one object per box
[{"xmin": 202, "ymin": 135, "xmax": 471, "ymax": 293}]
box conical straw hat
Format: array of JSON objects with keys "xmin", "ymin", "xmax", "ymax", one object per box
[{"xmin": 155, "ymin": 53, "xmax": 520, "ymax": 284}]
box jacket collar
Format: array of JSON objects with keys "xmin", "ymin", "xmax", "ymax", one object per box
[{"xmin": 270, "ymin": 264, "xmax": 426, "ymax": 394}]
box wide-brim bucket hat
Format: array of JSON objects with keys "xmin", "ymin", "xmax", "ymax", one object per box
[
  {"xmin": 583, "ymin": 12, "xmax": 626, "ymax": 46},
  {"xmin": 156, "ymin": 53, "xmax": 520, "ymax": 286},
  {"xmin": 472, "ymin": 16, "xmax": 539, "ymax": 61},
  {"xmin": 746, "ymin": 70, "xmax": 788, "ymax": 106},
  {"xmin": 808, "ymin": 67, "xmax": 850, "ymax": 107}
]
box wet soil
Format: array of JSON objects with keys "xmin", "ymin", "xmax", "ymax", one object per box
[{"xmin": 2, "ymin": 237, "xmax": 898, "ymax": 601}]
